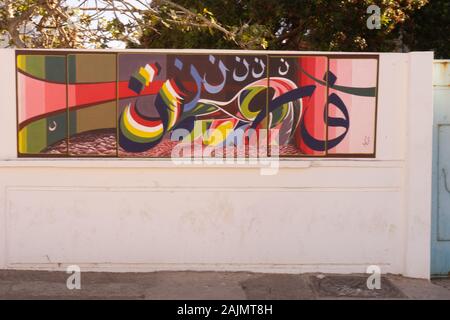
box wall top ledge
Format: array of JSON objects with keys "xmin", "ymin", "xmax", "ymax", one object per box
[{"xmin": 6, "ymin": 48, "xmax": 433, "ymax": 55}]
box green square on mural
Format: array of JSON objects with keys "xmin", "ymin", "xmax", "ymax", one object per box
[{"xmin": 45, "ymin": 56, "xmax": 66, "ymax": 83}]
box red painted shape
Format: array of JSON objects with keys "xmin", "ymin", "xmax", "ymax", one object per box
[
  {"xmin": 68, "ymin": 82, "xmax": 116, "ymax": 108},
  {"xmin": 118, "ymin": 80, "xmax": 163, "ymax": 99},
  {"xmin": 295, "ymin": 56, "xmax": 327, "ymax": 155}
]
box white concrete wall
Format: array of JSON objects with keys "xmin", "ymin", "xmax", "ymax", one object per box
[{"xmin": 0, "ymin": 49, "xmax": 434, "ymax": 278}]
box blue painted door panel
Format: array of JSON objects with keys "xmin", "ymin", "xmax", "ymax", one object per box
[
  {"xmin": 438, "ymin": 126, "xmax": 450, "ymax": 241},
  {"xmin": 431, "ymin": 60, "xmax": 450, "ymax": 276}
]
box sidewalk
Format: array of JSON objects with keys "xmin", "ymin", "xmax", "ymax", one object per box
[{"xmin": 0, "ymin": 270, "xmax": 449, "ymax": 300}]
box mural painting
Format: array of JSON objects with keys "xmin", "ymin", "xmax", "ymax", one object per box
[{"xmin": 16, "ymin": 51, "xmax": 378, "ymax": 158}]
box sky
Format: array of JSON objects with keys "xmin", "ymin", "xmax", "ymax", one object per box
[{"xmin": 66, "ymin": 0, "xmax": 149, "ymax": 48}]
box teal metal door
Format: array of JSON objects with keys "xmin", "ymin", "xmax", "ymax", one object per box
[{"xmin": 432, "ymin": 61, "xmax": 450, "ymax": 276}]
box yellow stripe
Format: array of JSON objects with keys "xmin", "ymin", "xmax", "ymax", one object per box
[
  {"xmin": 167, "ymin": 109, "xmax": 177, "ymax": 130},
  {"xmin": 139, "ymin": 67, "xmax": 150, "ymax": 86},
  {"xmin": 17, "ymin": 55, "xmax": 26, "ymax": 72},
  {"xmin": 161, "ymin": 84, "xmax": 178, "ymax": 110},
  {"xmin": 18, "ymin": 127, "xmax": 28, "ymax": 153}
]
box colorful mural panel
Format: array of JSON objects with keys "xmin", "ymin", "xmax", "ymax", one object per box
[
  {"xmin": 16, "ymin": 51, "xmax": 379, "ymax": 158},
  {"xmin": 67, "ymin": 54, "xmax": 117, "ymax": 156},
  {"xmin": 117, "ymin": 53, "xmax": 168, "ymax": 157},
  {"xmin": 117, "ymin": 53, "xmax": 269, "ymax": 157},
  {"xmin": 327, "ymin": 58, "xmax": 378, "ymax": 155},
  {"xmin": 269, "ymin": 56, "xmax": 328, "ymax": 156},
  {"xmin": 17, "ymin": 54, "xmax": 67, "ymax": 155}
]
